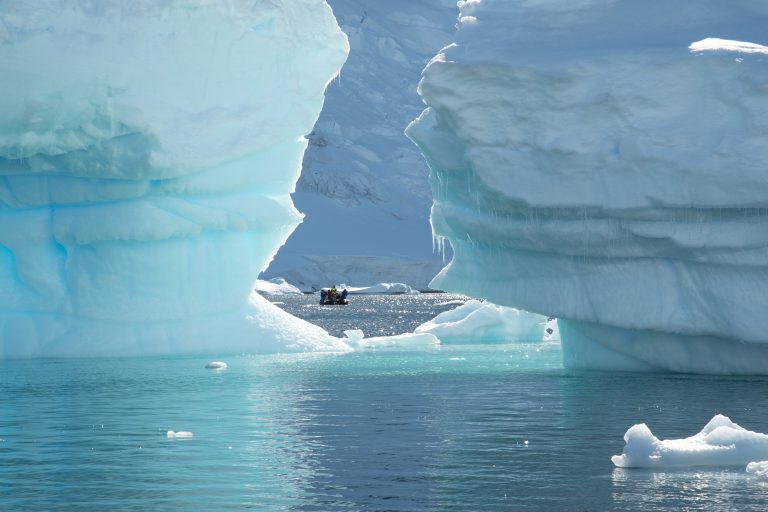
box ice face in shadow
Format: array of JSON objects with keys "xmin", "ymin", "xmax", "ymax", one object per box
[
  {"xmin": 406, "ymin": 0, "xmax": 768, "ymax": 373},
  {"xmin": 0, "ymin": 1, "xmax": 351, "ymax": 358},
  {"xmin": 612, "ymin": 414, "xmax": 768, "ymax": 469}
]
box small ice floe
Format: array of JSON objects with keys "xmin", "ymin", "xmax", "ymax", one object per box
[
  {"xmin": 612, "ymin": 414, "xmax": 768, "ymax": 468},
  {"xmin": 167, "ymin": 430, "xmax": 194, "ymax": 439},
  {"xmin": 343, "ymin": 329, "xmax": 439, "ymax": 350},
  {"xmin": 415, "ymin": 299, "xmax": 547, "ymax": 343},
  {"xmin": 747, "ymin": 461, "xmax": 768, "ymax": 479},
  {"xmin": 205, "ymin": 361, "xmax": 227, "ymax": 369}
]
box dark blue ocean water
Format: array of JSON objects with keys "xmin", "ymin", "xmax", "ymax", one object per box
[{"xmin": 2, "ymin": 294, "xmax": 768, "ymax": 511}]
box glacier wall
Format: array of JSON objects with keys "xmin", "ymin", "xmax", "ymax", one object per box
[
  {"xmin": 0, "ymin": 0, "xmax": 350, "ymax": 358},
  {"xmin": 406, "ymin": 0, "xmax": 768, "ymax": 373}
]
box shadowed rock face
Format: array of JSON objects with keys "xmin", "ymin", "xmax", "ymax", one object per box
[
  {"xmin": 406, "ymin": 0, "xmax": 768, "ymax": 373},
  {"xmin": 0, "ymin": 1, "xmax": 350, "ymax": 358}
]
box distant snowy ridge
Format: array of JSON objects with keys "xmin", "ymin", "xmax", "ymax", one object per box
[
  {"xmin": 0, "ymin": 1, "xmax": 349, "ymax": 358},
  {"xmin": 407, "ymin": 0, "xmax": 768, "ymax": 374},
  {"xmin": 264, "ymin": 0, "xmax": 458, "ymax": 289}
]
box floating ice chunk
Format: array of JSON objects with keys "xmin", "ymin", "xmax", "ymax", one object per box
[
  {"xmin": 437, "ymin": 300, "xmax": 467, "ymax": 307},
  {"xmin": 612, "ymin": 414, "xmax": 768, "ymax": 468},
  {"xmin": 254, "ymin": 278, "xmax": 303, "ymax": 296},
  {"xmin": 205, "ymin": 361, "xmax": 227, "ymax": 370},
  {"xmin": 747, "ymin": 461, "xmax": 768, "ymax": 479},
  {"xmin": 167, "ymin": 430, "xmax": 193, "ymax": 439},
  {"xmin": 415, "ymin": 300, "xmax": 546, "ymax": 343},
  {"xmin": 689, "ymin": 38, "xmax": 768, "ymax": 55},
  {"xmin": 344, "ymin": 329, "xmax": 439, "ymax": 350},
  {"xmin": 343, "ymin": 329, "xmax": 365, "ymax": 344}
]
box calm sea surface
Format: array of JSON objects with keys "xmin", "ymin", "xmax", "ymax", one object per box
[{"xmin": 2, "ymin": 294, "xmax": 768, "ymax": 511}]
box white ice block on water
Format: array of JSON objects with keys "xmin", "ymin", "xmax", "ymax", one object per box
[
  {"xmin": 0, "ymin": 1, "xmax": 350, "ymax": 359},
  {"xmin": 406, "ymin": 0, "xmax": 768, "ymax": 373},
  {"xmin": 167, "ymin": 430, "xmax": 194, "ymax": 439},
  {"xmin": 414, "ymin": 300, "xmax": 546, "ymax": 343},
  {"xmin": 612, "ymin": 414, "xmax": 768, "ymax": 469}
]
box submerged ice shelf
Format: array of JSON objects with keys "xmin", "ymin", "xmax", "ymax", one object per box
[
  {"xmin": 0, "ymin": 1, "xmax": 349, "ymax": 358},
  {"xmin": 407, "ymin": 0, "xmax": 768, "ymax": 374}
]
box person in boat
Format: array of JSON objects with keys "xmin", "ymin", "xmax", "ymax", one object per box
[
  {"xmin": 320, "ymin": 289, "xmax": 327, "ymax": 303},
  {"xmin": 341, "ymin": 289, "xmax": 348, "ymax": 301},
  {"xmin": 330, "ymin": 286, "xmax": 338, "ymax": 302}
]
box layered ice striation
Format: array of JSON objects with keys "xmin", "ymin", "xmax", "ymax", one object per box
[
  {"xmin": 0, "ymin": 1, "xmax": 350, "ymax": 358},
  {"xmin": 406, "ymin": 0, "xmax": 768, "ymax": 374}
]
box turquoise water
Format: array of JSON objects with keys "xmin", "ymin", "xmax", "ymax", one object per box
[{"xmin": 2, "ymin": 295, "xmax": 768, "ymax": 511}]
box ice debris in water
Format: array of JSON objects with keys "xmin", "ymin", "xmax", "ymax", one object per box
[
  {"xmin": 747, "ymin": 461, "xmax": 768, "ymax": 479},
  {"xmin": 612, "ymin": 414, "xmax": 768, "ymax": 468},
  {"xmin": 343, "ymin": 329, "xmax": 440, "ymax": 350},
  {"xmin": 167, "ymin": 430, "xmax": 193, "ymax": 439},
  {"xmin": 205, "ymin": 361, "xmax": 227, "ymax": 370}
]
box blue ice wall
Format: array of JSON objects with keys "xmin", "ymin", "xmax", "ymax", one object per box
[{"xmin": 0, "ymin": 1, "xmax": 350, "ymax": 358}]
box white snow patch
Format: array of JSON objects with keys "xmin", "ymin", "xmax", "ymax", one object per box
[{"xmin": 612, "ymin": 414, "xmax": 768, "ymax": 468}]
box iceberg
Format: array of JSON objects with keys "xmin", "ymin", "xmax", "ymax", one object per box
[
  {"xmin": 255, "ymin": 278, "xmax": 304, "ymax": 297},
  {"xmin": 406, "ymin": 0, "xmax": 768, "ymax": 373},
  {"xmin": 343, "ymin": 329, "xmax": 440, "ymax": 351},
  {"xmin": 414, "ymin": 299, "xmax": 547, "ymax": 343},
  {"xmin": 612, "ymin": 414, "xmax": 768, "ymax": 469},
  {"xmin": 0, "ymin": 1, "xmax": 350, "ymax": 358}
]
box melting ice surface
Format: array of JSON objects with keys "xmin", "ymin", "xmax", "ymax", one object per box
[
  {"xmin": 406, "ymin": 0, "xmax": 768, "ymax": 374},
  {"xmin": 0, "ymin": 1, "xmax": 349, "ymax": 358}
]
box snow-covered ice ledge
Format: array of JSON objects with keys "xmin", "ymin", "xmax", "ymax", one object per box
[
  {"xmin": 0, "ymin": 1, "xmax": 349, "ymax": 358},
  {"xmin": 406, "ymin": 0, "xmax": 768, "ymax": 374}
]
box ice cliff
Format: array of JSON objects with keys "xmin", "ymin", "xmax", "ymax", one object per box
[
  {"xmin": 406, "ymin": 0, "xmax": 768, "ymax": 373},
  {"xmin": 0, "ymin": 0, "xmax": 350, "ymax": 358}
]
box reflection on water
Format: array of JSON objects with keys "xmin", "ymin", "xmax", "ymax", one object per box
[{"xmin": 612, "ymin": 468, "xmax": 762, "ymax": 511}]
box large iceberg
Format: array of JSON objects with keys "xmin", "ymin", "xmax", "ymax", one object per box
[
  {"xmin": 0, "ymin": 1, "xmax": 350, "ymax": 358},
  {"xmin": 406, "ymin": 0, "xmax": 768, "ymax": 374}
]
